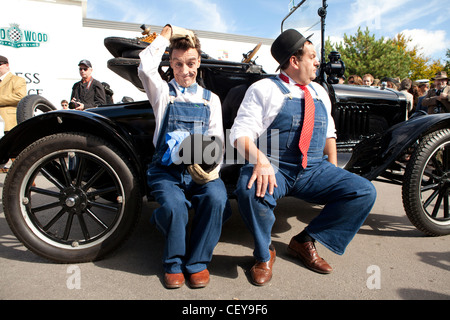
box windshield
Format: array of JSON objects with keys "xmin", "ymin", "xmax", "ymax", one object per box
[{"xmin": 282, "ymin": 0, "xmax": 324, "ymax": 61}]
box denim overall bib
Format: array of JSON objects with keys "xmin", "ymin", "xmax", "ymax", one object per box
[
  {"xmin": 236, "ymin": 77, "xmax": 376, "ymax": 262},
  {"xmin": 147, "ymin": 83, "xmax": 227, "ymax": 274},
  {"xmin": 152, "ymin": 84, "xmax": 211, "ymax": 165},
  {"xmin": 262, "ymin": 76, "xmax": 328, "ymax": 170}
]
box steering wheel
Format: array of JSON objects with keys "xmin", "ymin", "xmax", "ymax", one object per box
[{"xmin": 242, "ymin": 42, "xmax": 262, "ymax": 63}]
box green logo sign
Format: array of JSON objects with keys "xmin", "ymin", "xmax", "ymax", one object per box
[{"xmin": 0, "ymin": 23, "xmax": 48, "ymax": 48}]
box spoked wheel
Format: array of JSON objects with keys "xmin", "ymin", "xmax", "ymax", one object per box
[
  {"xmin": 403, "ymin": 129, "xmax": 450, "ymax": 236},
  {"xmin": 3, "ymin": 133, "xmax": 142, "ymax": 263}
]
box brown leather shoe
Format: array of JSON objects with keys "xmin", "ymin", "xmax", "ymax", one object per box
[
  {"xmin": 250, "ymin": 247, "xmax": 276, "ymax": 286},
  {"xmin": 188, "ymin": 269, "xmax": 210, "ymax": 288},
  {"xmin": 164, "ymin": 272, "xmax": 185, "ymax": 289},
  {"xmin": 287, "ymin": 237, "xmax": 333, "ymax": 274}
]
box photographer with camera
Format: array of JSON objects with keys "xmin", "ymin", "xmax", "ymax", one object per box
[{"xmin": 70, "ymin": 60, "xmax": 106, "ymax": 110}]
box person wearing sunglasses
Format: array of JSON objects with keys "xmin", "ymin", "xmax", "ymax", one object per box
[{"xmin": 70, "ymin": 60, "xmax": 106, "ymax": 110}]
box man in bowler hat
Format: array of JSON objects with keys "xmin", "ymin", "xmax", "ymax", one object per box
[{"xmin": 230, "ymin": 29, "xmax": 377, "ymax": 285}]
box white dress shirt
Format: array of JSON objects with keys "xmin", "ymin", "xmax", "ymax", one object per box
[
  {"xmin": 138, "ymin": 35, "xmax": 224, "ymax": 147},
  {"xmin": 0, "ymin": 71, "xmax": 10, "ymax": 81},
  {"xmin": 230, "ymin": 72, "xmax": 336, "ymax": 145}
]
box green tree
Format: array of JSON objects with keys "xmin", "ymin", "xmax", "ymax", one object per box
[
  {"xmin": 392, "ymin": 33, "xmax": 428, "ymax": 80},
  {"xmin": 326, "ymin": 28, "xmax": 450, "ymax": 82},
  {"xmin": 444, "ymin": 49, "xmax": 450, "ymax": 73},
  {"xmin": 424, "ymin": 49, "xmax": 449, "ymax": 81},
  {"xmin": 326, "ymin": 27, "xmax": 412, "ymax": 80}
]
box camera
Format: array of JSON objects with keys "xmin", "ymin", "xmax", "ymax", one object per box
[
  {"xmin": 68, "ymin": 100, "xmax": 79, "ymax": 109},
  {"xmin": 324, "ymin": 51, "xmax": 345, "ymax": 84}
]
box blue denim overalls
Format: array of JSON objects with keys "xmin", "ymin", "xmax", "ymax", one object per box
[
  {"xmin": 147, "ymin": 83, "xmax": 228, "ymax": 274},
  {"xmin": 236, "ymin": 77, "xmax": 376, "ymax": 262}
]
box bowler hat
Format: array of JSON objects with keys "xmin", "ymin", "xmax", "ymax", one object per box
[
  {"xmin": 432, "ymin": 71, "xmax": 448, "ymax": 80},
  {"xmin": 271, "ymin": 29, "xmax": 312, "ymax": 71}
]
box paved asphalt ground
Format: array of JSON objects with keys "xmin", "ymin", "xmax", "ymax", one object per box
[{"xmin": 1, "ymin": 172, "xmax": 449, "ymax": 303}]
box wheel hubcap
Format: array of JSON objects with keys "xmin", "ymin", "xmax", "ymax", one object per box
[
  {"xmin": 21, "ymin": 150, "xmax": 125, "ymax": 248},
  {"xmin": 62, "ymin": 187, "xmax": 87, "ymax": 213}
]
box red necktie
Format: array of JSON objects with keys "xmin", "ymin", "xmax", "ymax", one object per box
[{"xmin": 279, "ymin": 74, "xmax": 315, "ymax": 168}]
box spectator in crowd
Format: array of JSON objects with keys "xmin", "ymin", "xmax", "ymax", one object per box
[
  {"xmin": 70, "ymin": 60, "xmax": 106, "ymax": 110},
  {"xmin": 381, "ymin": 77, "xmax": 399, "ymax": 90},
  {"xmin": 348, "ymin": 75, "xmax": 363, "ymax": 85},
  {"xmin": 363, "ymin": 74, "xmax": 374, "ymax": 86},
  {"xmin": 387, "ymin": 81, "xmax": 397, "ymax": 90},
  {"xmin": 422, "ymin": 71, "xmax": 450, "ymax": 114},
  {"xmin": 61, "ymin": 99, "xmax": 69, "ymax": 109},
  {"xmin": 102, "ymin": 82, "xmax": 114, "ymax": 104},
  {"xmin": 409, "ymin": 82, "xmax": 419, "ymax": 111},
  {"xmin": 415, "ymin": 80, "xmax": 430, "ymax": 112},
  {"xmin": 0, "ymin": 55, "xmax": 26, "ymax": 132},
  {"xmin": 399, "ymin": 78, "xmax": 414, "ymax": 113},
  {"xmin": 0, "ymin": 55, "xmax": 27, "ymax": 173}
]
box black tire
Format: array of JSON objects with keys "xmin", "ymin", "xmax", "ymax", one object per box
[
  {"xmin": 403, "ymin": 129, "xmax": 450, "ymax": 236},
  {"xmin": 2, "ymin": 133, "xmax": 142, "ymax": 263},
  {"xmin": 17, "ymin": 95, "xmax": 57, "ymax": 124}
]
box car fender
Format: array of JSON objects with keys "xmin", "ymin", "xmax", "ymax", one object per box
[
  {"xmin": 0, "ymin": 110, "xmax": 145, "ymax": 188},
  {"xmin": 345, "ymin": 113, "xmax": 450, "ymax": 180}
]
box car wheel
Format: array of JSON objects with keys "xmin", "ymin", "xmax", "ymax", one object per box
[
  {"xmin": 403, "ymin": 128, "xmax": 450, "ymax": 236},
  {"xmin": 17, "ymin": 95, "xmax": 57, "ymax": 124},
  {"xmin": 2, "ymin": 133, "xmax": 142, "ymax": 263}
]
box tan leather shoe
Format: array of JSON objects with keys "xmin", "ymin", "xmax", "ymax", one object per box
[
  {"xmin": 250, "ymin": 247, "xmax": 276, "ymax": 286},
  {"xmin": 188, "ymin": 269, "xmax": 210, "ymax": 288},
  {"xmin": 287, "ymin": 237, "xmax": 333, "ymax": 274},
  {"xmin": 164, "ymin": 272, "xmax": 185, "ymax": 289}
]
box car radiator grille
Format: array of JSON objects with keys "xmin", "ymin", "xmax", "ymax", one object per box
[{"xmin": 334, "ymin": 104, "xmax": 370, "ymax": 142}]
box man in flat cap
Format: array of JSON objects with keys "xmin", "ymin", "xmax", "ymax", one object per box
[
  {"xmin": 422, "ymin": 71, "xmax": 450, "ymax": 114},
  {"xmin": 70, "ymin": 59, "xmax": 106, "ymax": 110},
  {"xmin": 230, "ymin": 29, "xmax": 376, "ymax": 286},
  {"xmin": 0, "ymin": 55, "xmax": 26, "ymax": 132}
]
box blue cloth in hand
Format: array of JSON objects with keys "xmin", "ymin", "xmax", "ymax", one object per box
[{"xmin": 160, "ymin": 131, "xmax": 190, "ymax": 166}]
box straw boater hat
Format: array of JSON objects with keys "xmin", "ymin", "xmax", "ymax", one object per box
[{"xmin": 432, "ymin": 71, "xmax": 448, "ymax": 80}]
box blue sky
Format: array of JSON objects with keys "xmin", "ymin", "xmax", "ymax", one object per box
[{"xmin": 86, "ymin": 0, "xmax": 449, "ymax": 62}]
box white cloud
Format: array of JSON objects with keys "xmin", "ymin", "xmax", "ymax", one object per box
[
  {"xmin": 339, "ymin": 0, "xmax": 412, "ymax": 32},
  {"xmin": 400, "ymin": 29, "xmax": 450, "ymax": 58}
]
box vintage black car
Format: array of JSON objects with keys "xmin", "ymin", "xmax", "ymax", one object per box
[{"xmin": 1, "ymin": 0, "xmax": 450, "ymax": 263}]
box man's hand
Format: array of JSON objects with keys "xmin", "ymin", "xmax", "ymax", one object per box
[
  {"xmin": 71, "ymin": 98, "xmax": 84, "ymax": 110},
  {"xmin": 75, "ymin": 102, "xmax": 85, "ymax": 110},
  {"xmin": 248, "ymin": 158, "xmax": 278, "ymax": 198},
  {"xmin": 161, "ymin": 25, "xmax": 172, "ymax": 40},
  {"xmin": 235, "ymin": 136, "xmax": 277, "ymax": 198},
  {"xmin": 438, "ymin": 92, "xmax": 448, "ymax": 101}
]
